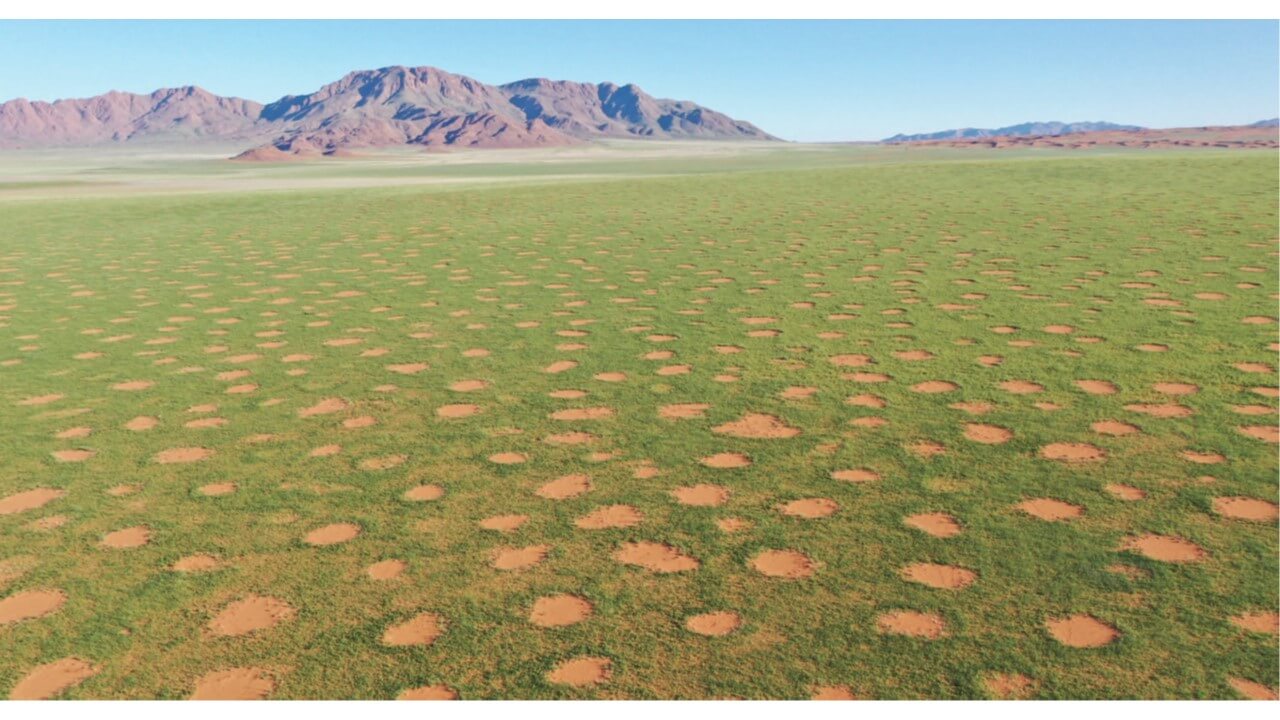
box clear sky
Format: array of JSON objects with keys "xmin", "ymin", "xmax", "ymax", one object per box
[{"xmin": 0, "ymin": 20, "xmax": 1275, "ymax": 141}]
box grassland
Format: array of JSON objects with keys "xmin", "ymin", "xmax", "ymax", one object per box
[{"xmin": 0, "ymin": 146, "xmax": 1276, "ymax": 700}]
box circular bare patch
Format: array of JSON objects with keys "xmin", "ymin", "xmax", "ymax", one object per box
[
  {"xmin": 712, "ymin": 413, "xmax": 800, "ymax": 439},
  {"xmin": 1229, "ymin": 678, "xmax": 1278, "ymax": 700},
  {"xmin": 537, "ymin": 474, "xmax": 591, "ymax": 500},
  {"xmin": 1075, "ymin": 380, "xmax": 1117, "ymax": 395},
  {"xmin": 0, "ymin": 488, "xmax": 66, "ymax": 516},
  {"xmin": 0, "ymin": 589, "xmax": 66, "ymax": 626},
  {"xmin": 125, "ymin": 416, "xmax": 159, "ymax": 431},
  {"xmin": 198, "ymin": 482, "xmax": 236, "ymax": 497},
  {"xmin": 615, "ymin": 542, "xmax": 699, "ymax": 573},
  {"xmin": 386, "ymin": 363, "xmax": 428, "ymax": 375},
  {"xmin": 829, "ymin": 354, "xmax": 873, "ymax": 367},
  {"xmin": 964, "ymin": 424, "xmax": 1012, "ymax": 444},
  {"xmin": 1039, "ymin": 443, "xmax": 1105, "ymax": 462},
  {"xmin": 1153, "ymin": 382, "xmax": 1198, "ymax": 395},
  {"xmin": 8, "ymin": 657, "xmax": 98, "ymax": 700},
  {"xmin": 208, "ymin": 595, "xmax": 294, "ymax": 637},
  {"xmin": 1212, "ymin": 496, "xmax": 1278, "ymax": 522},
  {"xmin": 1181, "ymin": 450, "xmax": 1224, "ymax": 464},
  {"xmin": 983, "ymin": 673, "xmax": 1036, "ymax": 700},
  {"xmin": 436, "ymin": 404, "xmax": 480, "ymax": 418},
  {"xmin": 1093, "ymin": 420, "xmax": 1139, "ymax": 436},
  {"xmin": 480, "ymin": 514, "xmax": 528, "ymax": 533},
  {"xmin": 100, "ymin": 526, "xmax": 150, "ymax": 549},
  {"xmin": 51, "ymin": 449, "xmax": 94, "ymax": 462},
  {"xmin": 305, "ymin": 523, "xmax": 360, "ymax": 546},
  {"xmin": 1229, "ymin": 611, "xmax": 1279, "ymax": 635},
  {"xmin": 547, "ymin": 657, "xmax": 611, "ymax": 687},
  {"xmin": 367, "ymin": 559, "xmax": 407, "ymax": 580},
  {"xmin": 877, "ymin": 610, "xmax": 946, "ymax": 639},
  {"xmin": 832, "ymin": 468, "xmax": 880, "ymax": 483},
  {"xmin": 530, "ymin": 594, "xmax": 593, "ymax": 627},
  {"xmin": 999, "ymin": 380, "xmax": 1043, "ymax": 394},
  {"xmin": 112, "ymin": 380, "xmax": 154, "ymax": 392},
  {"xmin": 543, "ymin": 360, "xmax": 578, "ymax": 374},
  {"xmin": 551, "ymin": 407, "xmax": 614, "ymax": 421},
  {"xmin": 905, "ymin": 512, "xmax": 962, "ymax": 538},
  {"xmin": 900, "ymin": 563, "xmax": 976, "ymax": 589},
  {"xmin": 911, "ymin": 380, "xmax": 958, "ymax": 394},
  {"xmin": 361, "ymin": 454, "xmax": 407, "ymax": 471},
  {"xmin": 190, "ymin": 668, "xmax": 275, "ymax": 700},
  {"xmin": 488, "ymin": 452, "xmax": 527, "ymax": 465},
  {"xmin": 382, "ymin": 612, "xmax": 444, "ymax": 646},
  {"xmin": 1017, "ymin": 498, "xmax": 1083, "ymax": 521},
  {"xmin": 780, "ymin": 498, "xmax": 839, "ymax": 518},
  {"xmin": 811, "ymin": 686, "xmax": 856, "ymax": 700},
  {"xmin": 397, "ymin": 685, "xmax": 458, "ymax": 700},
  {"xmin": 491, "ymin": 545, "xmax": 549, "ymax": 570},
  {"xmin": 403, "ymin": 484, "xmax": 444, "ymax": 502},
  {"xmin": 1125, "ymin": 403, "xmax": 1193, "ymax": 418},
  {"xmin": 671, "ymin": 484, "xmax": 729, "ymax": 507},
  {"xmin": 1104, "ymin": 484, "xmax": 1146, "ymax": 501},
  {"xmin": 1045, "ymin": 615, "xmax": 1117, "ymax": 648},
  {"xmin": 173, "ymin": 554, "xmax": 219, "ymax": 573},
  {"xmin": 1238, "ymin": 425, "xmax": 1279, "ymax": 443},
  {"xmin": 699, "ymin": 452, "xmax": 750, "ymax": 469},
  {"xmin": 449, "ymin": 379, "xmax": 489, "ymax": 392},
  {"xmin": 685, "ymin": 611, "xmax": 741, "ymax": 636},
  {"xmin": 576, "ymin": 504, "xmax": 645, "ymax": 527},
  {"xmin": 154, "ymin": 447, "xmax": 212, "ymax": 464},
  {"xmin": 1121, "ymin": 534, "xmax": 1206, "ymax": 563},
  {"xmin": 751, "ymin": 549, "xmax": 815, "ymax": 579},
  {"xmin": 594, "ymin": 372, "xmax": 627, "ymax": 382}
]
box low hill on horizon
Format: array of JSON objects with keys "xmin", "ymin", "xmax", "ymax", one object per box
[{"xmin": 884, "ymin": 121, "xmax": 1142, "ymax": 143}]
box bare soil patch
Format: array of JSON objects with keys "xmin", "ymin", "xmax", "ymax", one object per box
[
  {"xmin": 530, "ymin": 594, "xmax": 593, "ymax": 627},
  {"xmin": 547, "ymin": 657, "xmax": 611, "ymax": 687},
  {"xmin": 1212, "ymin": 496, "xmax": 1278, "ymax": 522},
  {"xmin": 685, "ymin": 611, "xmax": 741, "ymax": 636},
  {"xmin": 190, "ymin": 667, "xmax": 275, "ymax": 700},
  {"xmin": 208, "ymin": 595, "xmax": 294, "ymax": 637},
  {"xmin": 901, "ymin": 563, "xmax": 976, "ymax": 589},
  {"xmin": 8, "ymin": 657, "xmax": 98, "ymax": 700},
  {"xmin": 751, "ymin": 549, "xmax": 815, "ymax": 578},
  {"xmin": 382, "ymin": 612, "xmax": 444, "ymax": 646},
  {"xmin": 1121, "ymin": 534, "xmax": 1207, "ymax": 563},
  {"xmin": 1045, "ymin": 615, "xmax": 1117, "ymax": 648},
  {"xmin": 877, "ymin": 610, "xmax": 946, "ymax": 638},
  {"xmin": 615, "ymin": 542, "xmax": 699, "ymax": 573},
  {"xmin": 0, "ymin": 488, "xmax": 66, "ymax": 516},
  {"xmin": 671, "ymin": 484, "xmax": 729, "ymax": 507},
  {"xmin": 1017, "ymin": 498, "xmax": 1083, "ymax": 521}
]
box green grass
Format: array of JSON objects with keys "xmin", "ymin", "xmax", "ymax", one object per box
[{"xmin": 0, "ymin": 150, "xmax": 1276, "ymax": 699}]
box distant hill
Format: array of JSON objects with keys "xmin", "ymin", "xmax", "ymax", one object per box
[
  {"xmin": 884, "ymin": 121, "xmax": 1142, "ymax": 143},
  {"xmin": 1249, "ymin": 118, "xmax": 1279, "ymax": 128},
  {"xmin": 0, "ymin": 65, "xmax": 777, "ymax": 157}
]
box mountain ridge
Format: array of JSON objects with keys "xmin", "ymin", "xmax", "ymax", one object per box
[{"xmin": 884, "ymin": 121, "xmax": 1143, "ymax": 143}]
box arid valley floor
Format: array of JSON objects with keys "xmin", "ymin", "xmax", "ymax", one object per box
[{"xmin": 1, "ymin": 142, "xmax": 1277, "ymax": 699}]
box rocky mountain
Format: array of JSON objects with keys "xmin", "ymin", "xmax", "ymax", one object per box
[
  {"xmin": 1248, "ymin": 118, "xmax": 1279, "ymax": 128},
  {"xmin": 884, "ymin": 121, "xmax": 1142, "ymax": 143},
  {"xmin": 0, "ymin": 65, "xmax": 776, "ymax": 157}
]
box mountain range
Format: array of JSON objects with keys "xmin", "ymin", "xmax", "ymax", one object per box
[
  {"xmin": 0, "ymin": 65, "xmax": 776, "ymax": 158},
  {"xmin": 883, "ymin": 121, "xmax": 1143, "ymax": 143}
]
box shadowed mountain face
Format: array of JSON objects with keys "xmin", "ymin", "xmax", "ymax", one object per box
[
  {"xmin": 884, "ymin": 121, "xmax": 1143, "ymax": 143},
  {"xmin": 0, "ymin": 66, "xmax": 776, "ymax": 156}
]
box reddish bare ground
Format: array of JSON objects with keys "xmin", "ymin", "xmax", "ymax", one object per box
[
  {"xmin": 685, "ymin": 611, "xmax": 741, "ymax": 636},
  {"xmin": 1230, "ymin": 611, "xmax": 1279, "ymax": 635},
  {"xmin": 208, "ymin": 595, "xmax": 295, "ymax": 637},
  {"xmin": 367, "ymin": 560, "xmax": 407, "ymax": 580},
  {"xmin": 537, "ymin": 474, "xmax": 591, "ymax": 500},
  {"xmin": 671, "ymin": 484, "xmax": 729, "ymax": 507},
  {"xmin": 905, "ymin": 512, "xmax": 963, "ymax": 538},
  {"xmin": 751, "ymin": 549, "xmax": 816, "ymax": 579},
  {"xmin": 190, "ymin": 668, "xmax": 275, "ymax": 700},
  {"xmin": 1229, "ymin": 678, "xmax": 1278, "ymax": 700},
  {"xmin": 1121, "ymin": 534, "xmax": 1207, "ymax": 563},
  {"xmin": 491, "ymin": 545, "xmax": 549, "ymax": 570},
  {"xmin": 780, "ymin": 498, "xmax": 839, "ymax": 519},
  {"xmin": 900, "ymin": 563, "xmax": 977, "ymax": 589},
  {"xmin": 305, "ymin": 523, "xmax": 360, "ymax": 546},
  {"xmin": 614, "ymin": 542, "xmax": 699, "ymax": 573},
  {"xmin": 100, "ymin": 526, "xmax": 150, "ymax": 549},
  {"xmin": 831, "ymin": 468, "xmax": 880, "ymax": 483},
  {"xmin": 1017, "ymin": 498, "xmax": 1083, "ymax": 521},
  {"xmin": 154, "ymin": 447, "xmax": 213, "ymax": 464},
  {"xmin": 984, "ymin": 673, "xmax": 1036, "ymax": 700},
  {"xmin": 479, "ymin": 514, "xmax": 528, "ymax": 533},
  {"xmin": 546, "ymin": 657, "xmax": 611, "ymax": 687},
  {"xmin": 529, "ymin": 594, "xmax": 593, "ymax": 627},
  {"xmin": 699, "ymin": 452, "xmax": 751, "ymax": 468},
  {"xmin": 877, "ymin": 610, "xmax": 946, "ymax": 638},
  {"xmin": 1212, "ymin": 496, "xmax": 1278, "ymax": 522},
  {"xmin": 397, "ymin": 685, "xmax": 458, "ymax": 700},
  {"xmin": 712, "ymin": 412, "xmax": 800, "ymax": 439},
  {"xmin": 0, "ymin": 589, "xmax": 66, "ymax": 625},
  {"xmin": 0, "ymin": 488, "xmax": 66, "ymax": 516},
  {"xmin": 1045, "ymin": 615, "xmax": 1117, "ymax": 648},
  {"xmin": 8, "ymin": 657, "xmax": 98, "ymax": 700},
  {"xmin": 382, "ymin": 612, "xmax": 444, "ymax": 646},
  {"xmin": 964, "ymin": 424, "xmax": 1012, "ymax": 444},
  {"xmin": 1039, "ymin": 443, "xmax": 1105, "ymax": 462}
]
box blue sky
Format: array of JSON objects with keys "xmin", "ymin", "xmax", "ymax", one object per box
[{"xmin": 0, "ymin": 20, "xmax": 1275, "ymax": 141}]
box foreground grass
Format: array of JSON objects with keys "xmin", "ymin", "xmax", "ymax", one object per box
[{"xmin": 0, "ymin": 151, "xmax": 1276, "ymax": 699}]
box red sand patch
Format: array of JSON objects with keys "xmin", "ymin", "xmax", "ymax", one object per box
[
  {"xmin": 190, "ymin": 668, "xmax": 275, "ymax": 700},
  {"xmin": 780, "ymin": 498, "xmax": 839, "ymax": 519},
  {"xmin": 1238, "ymin": 425, "xmax": 1280, "ymax": 443},
  {"xmin": 547, "ymin": 657, "xmax": 611, "ymax": 687},
  {"xmin": 1046, "ymin": 615, "xmax": 1117, "ymax": 648},
  {"xmin": 964, "ymin": 424, "xmax": 1012, "ymax": 444},
  {"xmin": 699, "ymin": 452, "xmax": 751, "ymax": 469},
  {"xmin": 436, "ymin": 403, "xmax": 480, "ymax": 418},
  {"xmin": 488, "ymin": 452, "xmax": 527, "ymax": 465},
  {"xmin": 1121, "ymin": 534, "xmax": 1207, "ymax": 563},
  {"xmin": 404, "ymin": 484, "xmax": 444, "ymax": 502},
  {"xmin": 1230, "ymin": 611, "xmax": 1279, "ymax": 635},
  {"xmin": 999, "ymin": 380, "xmax": 1043, "ymax": 394},
  {"xmin": 397, "ymin": 685, "xmax": 458, "ymax": 700},
  {"xmin": 811, "ymin": 686, "xmax": 857, "ymax": 700},
  {"xmin": 847, "ymin": 394, "xmax": 887, "ymax": 409},
  {"xmin": 751, "ymin": 549, "xmax": 816, "ymax": 579},
  {"xmin": 877, "ymin": 610, "xmax": 946, "ymax": 638},
  {"xmin": 382, "ymin": 612, "xmax": 445, "ymax": 646},
  {"xmin": 529, "ymin": 594, "xmax": 593, "ymax": 627},
  {"xmin": 8, "ymin": 657, "xmax": 98, "ymax": 700},
  {"xmin": 125, "ymin": 416, "xmax": 159, "ymax": 431},
  {"xmin": 305, "ymin": 523, "xmax": 360, "ymax": 546},
  {"xmin": 173, "ymin": 555, "xmax": 220, "ymax": 573},
  {"xmin": 537, "ymin": 474, "xmax": 591, "ymax": 500},
  {"xmin": 449, "ymin": 379, "xmax": 489, "ymax": 392},
  {"xmin": 1075, "ymin": 380, "xmax": 1117, "ymax": 395},
  {"xmin": 1039, "ymin": 443, "xmax": 1105, "ymax": 462},
  {"xmin": 386, "ymin": 363, "xmax": 428, "ymax": 375},
  {"xmin": 111, "ymin": 380, "xmax": 154, "ymax": 391},
  {"xmin": 1154, "ymin": 382, "xmax": 1198, "ymax": 395},
  {"xmin": 911, "ymin": 380, "xmax": 958, "ymax": 394},
  {"xmin": 671, "ymin": 484, "xmax": 729, "ymax": 507},
  {"xmin": 1181, "ymin": 450, "xmax": 1225, "ymax": 464},
  {"xmin": 0, "ymin": 589, "xmax": 66, "ymax": 625},
  {"xmin": 299, "ymin": 398, "xmax": 348, "ymax": 418},
  {"xmin": 832, "ymin": 468, "xmax": 880, "ymax": 483},
  {"xmin": 154, "ymin": 447, "xmax": 212, "ymax": 464},
  {"xmin": 576, "ymin": 505, "xmax": 643, "ymax": 529},
  {"xmin": 1017, "ymin": 498, "xmax": 1083, "ymax": 521},
  {"xmin": 659, "ymin": 403, "xmax": 711, "ymax": 419},
  {"xmin": 0, "ymin": 488, "xmax": 66, "ymax": 516},
  {"xmin": 56, "ymin": 427, "xmax": 91, "ymax": 439},
  {"xmin": 100, "ymin": 526, "xmax": 150, "ymax": 549},
  {"xmin": 480, "ymin": 514, "xmax": 528, "ymax": 533},
  {"xmin": 615, "ymin": 542, "xmax": 699, "ymax": 573},
  {"xmin": 829, "ymin": 354, "xmax": 873, "ymax": 367},
  {"xmin": 593, "ymin": 372, "xmax": 627, "ymax": 382},
  {"xmin": 361, "ymin": 454, "xmax": 406, "ymax": 470},
  {"xmin": 551, "ymin": 407, "xmax": 614, "ymax": 421},
  {"xmin": 905, "ymin": 512, "xmax": 962, "ymax": 538},
  {"xmin": 1228, "ymin": 678, "xmax": 1278, "ymax": 701},
  {"xmin": 1105, "ymin": 484, "xmax": 1147, "ymax": 501},
  {"xmin": 208, "ymin": 595, "xmax": 295, "ymax": 637},
  {"xmin": 18, "ymin": 393, "xmax": 64, "ymax": 406},
  {"xmin": 950, "ymin": 401, "xmax": 994, "ymax": 415},
  {"xmin": 984, "ymin": 673, "xmax": 1036, "ymax": 700},
  {"xmin": 1093, "ymin": 420, "xmax": 1140, "ymax": 436},
  {"xmin": 1125, "ymin": 403, "xmax": 1193, "ymax": 418},
  {"xmin": 310, "ymin": 444, "xmax": 341, "ymax": 457},
  {"xmin": 685, "ymin": 611, "xmax": 741, "ymax": 636},
  {"xmin": 367, "ymin": 559, "xmax": 407, "ymax": 580},
  {"xmin": 545, "ymin": 431, "xmax": 595, "ymax": 445},
  {"xmin": 491, "ymin": 545, "xmax": 549, "ymax": 570},
  {"xmin": 199, "ymin": 482, "xmax": 236, "ymax": 497},
  {"xmin": 1212, "ymin": 496, "xmax": 1278, "ymax": 522},
  {"xmin": 901, "ymin": 563, "xmax": 976, "ymax": 589},
  {"xmin": 51, "ymin": 449, "xmax": 94, "ymax": 462},
  {"xmin": 544, "ymin": 360, "xmax": 579, "ymax": 374}
]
